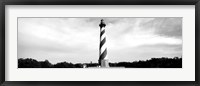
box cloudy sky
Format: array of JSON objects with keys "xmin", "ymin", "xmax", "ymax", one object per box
[{"xmin": 18, "ymin": 18, "xmax": 182, "ymax": 64}]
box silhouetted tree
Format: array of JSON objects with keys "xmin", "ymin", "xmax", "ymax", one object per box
[
  {"xmin": 18, "ymin": 58, "xmax": 41, "ymax": 68},
  {"xmin": 40, "ymin": 60, "xmax": 53, "ymax": 68},
  {"xmin": 74, "ymin": 63, "xmax": 83, "ymax": 68},
  {"xmin": 109, "ymin": 57, "xmax": 182, "ymax": 68},
  {"xmin": 18, "ymin": 57, "xmax": 182, "ymax": 68},
  {"xmin": 53, "ymin": 62, "xmax": 75, "ymax": 68}
]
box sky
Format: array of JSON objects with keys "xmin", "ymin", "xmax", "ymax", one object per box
[{"xmin": 18, "ymin": 18, "xmax": 182, "ymax": 64}]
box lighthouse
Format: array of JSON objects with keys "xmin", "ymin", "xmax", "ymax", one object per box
[{"xmin": 99, "ymin": 19, "xmax": 109, "ymax": 67}]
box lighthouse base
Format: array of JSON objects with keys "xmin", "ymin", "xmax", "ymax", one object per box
[{"xmin": 101, "ymin": 59, "xmax": 109, "ymax": 67}]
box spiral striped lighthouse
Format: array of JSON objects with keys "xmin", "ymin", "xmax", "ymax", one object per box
[{"xmin": 99, "ymin": 19, "xmax": 109, "ymax": 67}]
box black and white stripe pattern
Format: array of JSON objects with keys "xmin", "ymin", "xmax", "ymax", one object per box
[{"xmin": 99, "ymin": 19, "xmax": 108, "ymax": 65}]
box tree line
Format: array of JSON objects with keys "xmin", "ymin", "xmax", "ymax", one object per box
[{"xmin": 18, "ymin": 57, "xmax": 182, "ymax": 68}]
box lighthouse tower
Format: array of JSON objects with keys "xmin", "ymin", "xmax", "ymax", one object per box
[{"xmin": 99, "ymin": 19, "xmax": 109, "ymax": 67}]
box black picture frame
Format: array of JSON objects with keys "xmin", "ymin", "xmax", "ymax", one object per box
[{"xmin": 0, "ymin": 0, "xmax": 199, "ymax": 86}]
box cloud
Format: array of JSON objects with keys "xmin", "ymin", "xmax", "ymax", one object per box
[
  {"xmin": 108, "ymin": 44, "xmax": 182, "ymax": 62},
  {"xmin": 106, "ymin": 18, "xmax": 182, "ymax": 49},
  {"xmin": 139, "ymin": 18, "xmax": 182, "ymax": 38},
  {"xmin": 18, "ymin": 18, "xmax": 182, "ymax": 63}
]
